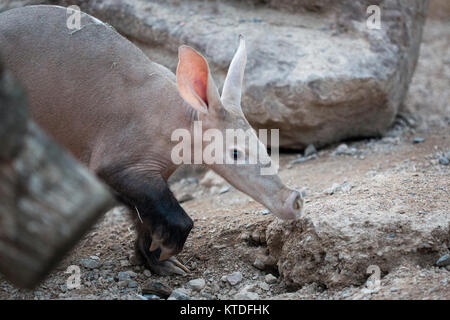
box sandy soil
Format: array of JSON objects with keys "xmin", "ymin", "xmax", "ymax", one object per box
[{"xmin": 0, "ymin": 18, "xmax": 448, "ymax": 300}]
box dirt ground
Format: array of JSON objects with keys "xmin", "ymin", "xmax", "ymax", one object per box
[{"xmin": 0, "ymin": 18, "xmax": 448, "ymax": 300}]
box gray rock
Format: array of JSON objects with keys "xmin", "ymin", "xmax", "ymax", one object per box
[
  {"xmin": 226, "ymin": 272, "xmax": 243, "ymax": 286},
  {"xmin": 219, "ymin": 186, "xmax": 231, "ymax": 194},
  {"xmin": 117, "ymin": 271, "xmax": 131, "ymax": 281},
  {"xmin": 178, "ymin": 192, "xmax": 194, "ymax": 203},
  {"xmin": 187, "ymin": 278, "xmax": 206, "ymax": 291},
  {"xmin": 63, "ymin": 0, "xmax": 427, "ymax": 149},
  {"xmin": 413, "ymin": 137, "xmax": 425, "ymax": 144},
  {"xmin": 324, "ymin": 183, "xmax": 341, "ymax": 195},
  {"xmin": 304, "ymin": 144, "xmax": 317, "ymax": 157},
  {"xmin": 436, "ymin": 254, "xmax": 450, "ymax": 267},
  {"xmin": 438, "ymin": 156, "xmax": 449, "ymax": 166},
  {"xmin": 234, "ymin": 289, "xmax": 260, "ymax": 300},
  {"xmin": 168, "ymin": 288, "xmax": 191, "ymax": 300},
  {"xmin": 333, "ymin": 144, "xmax": 357, "ymax": 156},
  {"xmin": 143, "ymin": 269, "xmax": 152, "ymax": 277},
  {"xmin": 79, "ymin": 258, "xmax": 101, "ymax": 270},
  {"xmin": 253, "ymin": 258, "xmax": 265, "ymax": 270},
  {"xmin": 265, "ymin": 274, "xmax": 277, "ymax": 284},
  {"xmin": 142, "ymin": 281, "xmax": 172, "ymax": 298},
  {"xmin": 258, "ymin": 282, "xmax": 270, "ymax": 291},
  {"xmin": 128, "ymin": 280, "xmax": 138, "ymax": 288}
]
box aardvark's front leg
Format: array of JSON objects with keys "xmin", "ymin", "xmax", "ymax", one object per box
[{"xmin": 98, "ymin": 167, "xmax": 193, "ymax": 275}]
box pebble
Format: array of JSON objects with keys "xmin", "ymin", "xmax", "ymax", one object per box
[
  {"xmin": 226, "ymin": 272, "xmax": 243, "ymax": 286},
  {"xmin": 128, "ymin": 280, "xmax": 138, "ymax": 288},
  {"xmin": 234, "ymin": 289, "xmax": 260, "ymax": 300},
  {"xmin": 187, "ymin": 278, "xmax": 206, "ymax": 291},
  {"xmin": 142, "ymin": 281, "xmax": 172, "ymax": 298},
  {"xmin": 120, "ymin": 259, "xmax": 131, "ymax": 267},
  {"xmin": 324, "ymin": 183, "xmax": 341, "ymax": 195},
  {"xmin": 168, "ymin": 288, "xmax": 191, "ymax": 300},
  {"xmin": 304, "ymin": 144, "xmax": 317, "ymax": 157},
  {"xmin": 436, "ymin": 254, "xmax": 450, "ymax": 267},
  {"xmin": 117, "ymin": 271, "xmax": 131, "ymax": 281},
  {"xmin": 178, "ymin": 192, "xmax": 194, "ymax": 203},
  {"xmin": 438, "ymin": 156, "xmax": 449, "ymax": 166},
  {"xmin": 80, "ymin": 257, "xmax": 101, "ymax": 269},
  {"xmin": 333, "ymin": 143, "xmax": 357, "ymax": 156},
  {"xmin": 258, "ymin": 282, "xmax": 270, "ymax": 291},
  {"xmin": 265, "ymin": 274, "xmax": 277, "ymax": 284},
  {"xmin": 219, "ymin": 186, "xmax": 230, "ymax": 194},
  {"xmin": 390, "ymin": 287, "xmax": 399, "ymax": 292},
  {"xmin": 143, "ymin": 269, "xmax": 152, "ymax": 277},
  {"xmin": 143, "ymin": 294, "xmax": 161, "ymax": 300},
  {"xmin": 253, "ymin": 258, "xmax": 265, "ymax": 270},
  {"xmin": 413, "ymin": 137, "xmax": 425, "ymax": 144}
]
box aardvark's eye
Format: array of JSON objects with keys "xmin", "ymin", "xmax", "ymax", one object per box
[{"xmin": 232, "ymin": 149, "xmax": 240, "ymax": 161}]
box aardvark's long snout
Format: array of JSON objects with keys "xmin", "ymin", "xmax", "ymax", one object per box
[{"xmin": 275, "ymin": 190, "xmax": 304, "ymax": 221}]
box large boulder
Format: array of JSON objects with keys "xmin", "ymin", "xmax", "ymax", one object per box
[
  {"xmin": 265, "ymin": 171, "xmax": 449, "ymax": 289},
  {"xmin": 1, "ymin": 0, "xmax": 429, "ymax": 148}
]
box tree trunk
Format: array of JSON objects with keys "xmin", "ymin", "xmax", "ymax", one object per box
[{"xmin": 0, "ymin": 64, "xmax": 115, "ymax": 289}]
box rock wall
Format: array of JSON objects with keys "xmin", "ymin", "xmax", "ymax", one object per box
[{"xmin": 0, "ymin": 0, "xmax": 429, "ymax": 149}]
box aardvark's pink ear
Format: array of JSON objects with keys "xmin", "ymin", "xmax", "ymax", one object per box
[{"xmin": 176, "ymin": 45, "xmax": 220, "ymax": 114}]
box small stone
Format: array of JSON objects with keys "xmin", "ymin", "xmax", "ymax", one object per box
[
  {"xmin": 438, "ymin": 156, "xmax": 449, "ymax": 166},
  {"xmin": 117, "ymin": 271, "xmax": 131, "ymax": 281},
  {"xmin": 258, "ymin": 282, "xmax": 270, "ymax": 291},
  {"xmin": 360, "ymin": 288, "xmax": 374, "ymax": 294},
  {"xmin": 390, "ymin": 287, "xmax": 399, "ymax": 292},
  {"xmin": 143, "ymin": 269, "xmax": 152, "ymax": 277},
  {"xmin": 413, "ymin": 137, "xmax": 425, "ymax": 144},
  {"xmin": 187, "ymin": 278, "xmax": 206, "ymax": 291},
  {"xmin": 124, "ymin": 270, "xmax": 137, "ymax": 278},
  {"xmin": 128, "ymin": 280, "xmax": 138, "ymax": 288},
  {"xmin": 219, "ymin": 186, "xmax": 230, "ymax": 194},
  {"xmin": 304, "ymin": 144, "xmax": 317, "ymax": 157},
  {"xmin": 117, "ymin": 280, "xmax": 128, "ymax": 288},
  {"xmin": 436, "ymin": 254, "xmax": 450, "ymax": 267},
  {"xmin": 334, "ymin": 143, "xmax": 357, "ymax": 156},
  {"xmin": 265, "ymin": 274, "xmax": 277, "ymax": 284},
  {"xmin": 324, "ymin": 183, "xmax": 341, "ymax": 195},
  {"xmin": 261, "ymin": 209, "xmax": 270, "ymax": 215},
  {"xmin": 79, "ymin": 258, "xmax": 101, "ymax": 270},
  {"xmin": 120, "ymin": 259, "xmax": 131, "ymax": 267},
  {"xmin": 253, "ymin": 258, "xmax": 265, "ymax": 270},
  {"xmin": 142, "ymin": 281, "xmax": 173, "ymax": 298},
  {"xmin": 178, "ymin": 192, "xmax": 194, "ymax": 203},
  {"xmin": 200, "ymin": 170, "xmax": 225, "ymax": 187},
  {"xmin": 235, "ymin": 289, "xmax": 260, "ymax": 300},
  {"xmin": 168, "ymin": 288, "xmax": 190, "ymax": 300},
  {"xmin": 143, "ymin": 294, "xmax": 161, "ymax": 300},
  {"xmin": 226, "ymin": 272, "xmax": 243, "ymax": 286}
]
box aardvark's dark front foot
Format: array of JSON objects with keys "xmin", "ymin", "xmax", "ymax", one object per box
[{"xmin": 135, "ymin": 225, "xmax": 191, "ymax": 275}]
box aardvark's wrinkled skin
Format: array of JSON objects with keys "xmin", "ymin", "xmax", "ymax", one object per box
[{"xmin": 0, "ymin": 5, "xmax": 303, "ymax": 274}]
